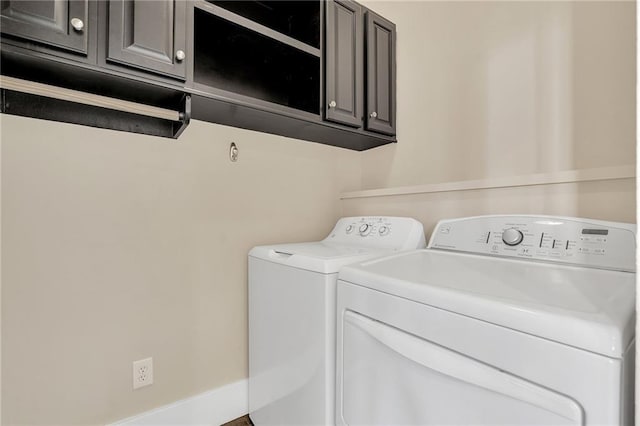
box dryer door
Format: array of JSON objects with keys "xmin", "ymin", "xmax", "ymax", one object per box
[{"xmin": 339, "ymin": 311, "xmax": 584, "ymax": 426}]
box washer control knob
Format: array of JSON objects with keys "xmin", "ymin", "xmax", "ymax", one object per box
[
  {"xmin": 359, "ymin": 223, "xmax": 371, "ymax": 236},
  {"xmin": 345, "ymin": 225, "xmax": 354, "ymax": 234},
  {"xmin": 502, "ymin": 228, "xmax": 524, "ymax": 246},
  {"xmin": 379, "ymin": 225, "xmax": 389, "ymax": 236}
]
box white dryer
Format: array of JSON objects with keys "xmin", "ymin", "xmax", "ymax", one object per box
[
  {"xmin": 249, "ymin": 216, "xmax": 425, "ymax": 425},
  {"xmin": 336, "ymin": 215, "xmax": 636, "ymax": 425}
]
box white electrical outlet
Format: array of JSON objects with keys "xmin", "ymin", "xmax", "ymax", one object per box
[{"xmin": 132, "ymin": 357, "xmax": 153, "ymax": 390}]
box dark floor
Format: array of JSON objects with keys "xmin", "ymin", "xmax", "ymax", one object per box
[{"xmin": 221, "ymin": 414, "xmax": 253, "ymax": 426}]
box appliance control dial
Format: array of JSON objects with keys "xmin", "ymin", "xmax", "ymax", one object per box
[
  {"xmin": 345, "ymin": 225, "xmax": 354, "ymax": 234},
  {"xmin": 502, "ymin": 228, "xmax": 524, "ymax": 246},
  {"xmin": 379, "ymin": 225, "xmax": 389, "ymax": 236},
  {"xmin": 359, "ymin": 223, "xmax": 371, "ymax": 236}
]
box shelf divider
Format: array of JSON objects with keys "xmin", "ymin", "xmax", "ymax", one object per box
[{"xmin": 194, "ymin": 1, "xmax": 321, "ymax": 58}]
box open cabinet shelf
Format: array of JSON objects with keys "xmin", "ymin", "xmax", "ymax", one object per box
[
  {"xmin": 208, "ymin": 1, "xmax": 320, "ymax": 50},
  {"xmin": 193, "ymin": 5, "xmax": 320, "ymax": 115}
]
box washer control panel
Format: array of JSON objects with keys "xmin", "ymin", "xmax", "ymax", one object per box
[
  {"xmin": 325, "ymin": 216, "xmax": 426, "ymax": 250},
  {"xmin": 429, "ymin": 215, "xmax": 636, "ymax": 272}
]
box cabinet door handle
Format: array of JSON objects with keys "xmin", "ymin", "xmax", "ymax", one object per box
[
  {"xmin": 369, "ymin": 111, "xmax": 378, "ymax": 118},
  {"xmin": 70, "ymin": 18, "xmax": 84, "ymax": 32},
  {"xmin": 175, "ymin": 50, "xmax": 186, "ymax": 62},
  {"xmin": 329, "ymin": 100, "xmax": 337, "ymax": 108}
]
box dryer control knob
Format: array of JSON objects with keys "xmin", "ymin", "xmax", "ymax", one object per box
[
  {"xmin": 346, "ymin": 225, "xmax": 354, "ymax": 234},
  {"xmin": 359, "ymin": 223, "xmax": 371, "ymax": 236},
  {"xmin": 502, "ymin": 228, "xmax": 524, "ymax": 246},
  {"xmin": 379, "ymin": 226, "xmax": 389, "ymax": 236}
]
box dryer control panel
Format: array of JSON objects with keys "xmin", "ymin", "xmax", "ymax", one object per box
[
  {"xmin": 429, "ymin": 215, "xmax": 636, "ymax": 272},
  {"xmin": 325, "ymin": 216, "xmax": 426, "ymax": 251}
]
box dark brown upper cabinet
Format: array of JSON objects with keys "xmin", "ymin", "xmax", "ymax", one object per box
[
  {"xmin": 107, "ymin": 0, "xmax": 187, "ymax": 80},
  {"xmin": 0, "ymin": 0, "xmax": 90, "ymax": 55},
  {"xmin": 324, "ymin": 0, "xmax": 363, "ymax": 128},
  {"xmin": 324, "ymin": 1, "xmax": 396, "ymax": 137},
  {"xmin": 190, "ymin": 0, "xmax": 395, "ymax": 150},
  {"xmin": 365, "ymin": 10, "xmax": 396, "ymax": 135},
  {"xmin": 1, "ymin": 0, "xmax": 397, "ymax": 148}
]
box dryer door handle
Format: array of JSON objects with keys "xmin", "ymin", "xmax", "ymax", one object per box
[{"xmin": 344, "ymin": 311, "xmax": 584, "ymax": 424}]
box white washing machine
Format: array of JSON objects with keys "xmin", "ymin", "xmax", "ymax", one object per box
[
  {"xmin": 336, "ymin": 215, "xmax": 636, "ymax": 426},
  {"xmin": 249, "ymin": 216, "xmax": 426, "ymax": 426}
]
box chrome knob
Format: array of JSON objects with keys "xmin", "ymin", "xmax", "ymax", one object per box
[
  {"xmin": 175, "ymin": 50, "xmax": 186, "ymax": 62},
  {"xmin": 369, "ymin": 111, "xmax": 378, "ymax": 118},
  {"xmin": 329, "ymin": 100, "xmax": 337, "ymax": 108},
  {"xmin": 502, "ymin": 228, "xmax": 524, "ymax": 246},
  {"xmin": 70, "ymin": 18, "xmax": 84, "ymax": 32}
]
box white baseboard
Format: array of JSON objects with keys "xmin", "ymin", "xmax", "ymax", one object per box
[{"xmin": 108, "ymin": 379, "xmax": 248, "ymax": 426}]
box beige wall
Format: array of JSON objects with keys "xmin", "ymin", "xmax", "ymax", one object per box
[
  {"xmin": 345, "ymin": 0, "xmax": 636, "ymax": 227},
  {"xmin": 342, "ymin": 178, "xmax": 636, "ymax": 238},
  {"xmin": 359, "ymin": 0, "xmax": 636, "ymax": 188},
  {"xmin": 0, "ymin": 115, "xmax": 360, "ymax": 425}
]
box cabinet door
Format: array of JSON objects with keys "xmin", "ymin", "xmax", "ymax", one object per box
[
  {"xmin": 365, "ymin": 10, "xmax": 396, "ymax": 135},
  {"xmin": 107, "ymin": 0, "xmax": 186, "ymax": 80},
  {"xmin": 325, "ymin": 0, "xmax": 363, "ymax": 128},
  {"xmin": 1, "ymin": 0, "xmax": 89, "ymax": 55}
]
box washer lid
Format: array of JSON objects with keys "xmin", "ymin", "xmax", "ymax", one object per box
[
  {"xmin": 249, "ymin": 242, "xmax": 394, "ymax": 274},
  {"xmin": 338, "ymin": 249, "xmax": 636, "ymax": 358}
]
